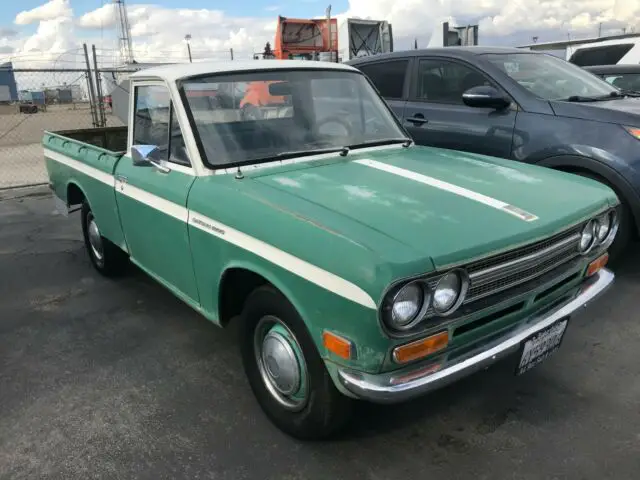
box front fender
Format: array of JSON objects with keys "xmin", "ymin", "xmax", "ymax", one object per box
[
  {"xmin": 537, "ymin": 154, "xmax": 640, "ymax": 234},
  {"xmin": 215, "ymin": 258, "xmax": 388, "ymax": 374}
]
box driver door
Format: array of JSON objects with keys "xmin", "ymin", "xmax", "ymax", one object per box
[
  {"xmin": 114, "ymin": 82, "xmax": 200, "ymax": 303},
  {"xmin": 404, "ymin": 57, "xmax": 517, "ymax": 159}
]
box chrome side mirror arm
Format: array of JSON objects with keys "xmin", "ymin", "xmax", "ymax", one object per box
[{"xmin": 131, "ymin": 145, "xmax": 171, "ymax": 173}]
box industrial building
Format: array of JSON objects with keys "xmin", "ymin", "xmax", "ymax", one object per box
[{"xmin": 0, "ymin": 62, "xmax": 18, "ymax": 103}]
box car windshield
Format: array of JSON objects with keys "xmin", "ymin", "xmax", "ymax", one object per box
[
  {"xmin": 484, "ymin": 53, "xmax": 619, "ymax": 101},
  {"xmin": 600, "ymin": 73, "xmax": 640, "ymax": 92},
  {"xmin": 180, "ymin": 69, "xmax": 407, "ymax": 167}
]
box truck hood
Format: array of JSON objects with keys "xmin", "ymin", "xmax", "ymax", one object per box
[{"xmin": 250, "ymin": 146, "xmax": 617, "ymax": 268}]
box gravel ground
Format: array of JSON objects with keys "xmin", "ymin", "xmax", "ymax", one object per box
[{"xmin": 1, "ymin": 188, "xmax": 639, "ymax": 480}]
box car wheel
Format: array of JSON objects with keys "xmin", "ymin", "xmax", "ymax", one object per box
[
  {"xmin": 239, "ymin": 285, "xmax": 353, "ymax": 440},
  {"xmin": 81, "ymin": 200, "xmax": 129, "ymax": 276},
  {"xmin": 575, "ymin": 171, "xmax": 631, "ymax": 263}
]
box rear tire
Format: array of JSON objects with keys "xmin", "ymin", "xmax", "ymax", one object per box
[
  {"xmin": 81, "ymin": 200, "xmax": 129, "ymax": 277},
  {"xmin": 239, "ymin": 285, "xmax": 353, "ymax": 440},
  {"xmin": 574, "ymin": 171, "xmax": 632, "ymax": 263}
]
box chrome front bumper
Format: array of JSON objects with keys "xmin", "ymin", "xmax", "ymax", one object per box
[{"xmin": 338, "ymin": 268, "xmax": 614, "ymax": 404}]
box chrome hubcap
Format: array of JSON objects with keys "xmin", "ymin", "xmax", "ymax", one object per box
[
  {"xmin": 254, "ymin": 316, "xmax": 308, "ymax": 411},
  {"xmin": 87, "ymin": 215, "xmax": 104, "ymax": 261}
]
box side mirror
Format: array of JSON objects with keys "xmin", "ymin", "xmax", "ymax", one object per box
[
  {"xmin": 462, "ymin": 86, "xmax": 511, "ymax": 109},
  {"xmin": 131, "ymin": 145, "xmax": 170, "ymax": 173}
]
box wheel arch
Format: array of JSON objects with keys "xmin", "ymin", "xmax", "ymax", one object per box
[
  {"xmin": 538, "ymin": 155, "xmax": 640, "ymax": 237},
  {"xmin": 217, "ymin": 262, "xmax": 311, "ymax": 330},
  {"xmin": 66, "ymin": 180, "xmax": 88, "ymax": 207}
]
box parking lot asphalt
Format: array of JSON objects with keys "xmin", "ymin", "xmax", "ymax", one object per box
[{"xmin": 1, "ymin": 188, "xmax": 639, "ymax": 480}]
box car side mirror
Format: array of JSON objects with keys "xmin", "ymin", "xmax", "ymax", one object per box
[
  {"xmin": 462, "ymin": 86, "xmax": 511, "ymax": 110},
  {"xmin": 131, "ymin": 145, "xmax": 171, "ymax": 173}
]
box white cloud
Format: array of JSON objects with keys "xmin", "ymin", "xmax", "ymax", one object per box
[
  {"xmin": 2, "ymin": 0, "xmax": 640, "ymax": 68},
  {"xmin": 15, "ymin": 0, "xmax": 72, "ymax": 26},
  {"xmin": 76, "ymin": 3, "xmax": 116, "ymax": 29}
]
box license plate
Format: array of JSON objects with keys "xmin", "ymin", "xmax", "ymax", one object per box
[{"xmin": 516, "ymin": 318, "xmax": 569, "ymax": 376}]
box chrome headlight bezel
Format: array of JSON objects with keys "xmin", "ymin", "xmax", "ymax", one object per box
[
  {"xmin": 381, "ymin": 269, "xmax": 469, "ymax": 334},
  {"xmin": 384, "ymin": 281, "xmax": 431, "ymax": 331},
  {"xmin": 594, "ymin": 209, "xmax": 618, "ymax": 247}
]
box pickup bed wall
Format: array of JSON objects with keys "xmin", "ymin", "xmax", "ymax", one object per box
[
  {"xmin": 43, "ymin": 129, "xmax": 128, "ymax": 252},
  {"xmin": 52, "ymin": 126, "xmax": 128, "ymax": 153}
]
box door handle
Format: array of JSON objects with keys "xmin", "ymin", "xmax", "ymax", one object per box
[
  {"xmin": 406, "ymin": 115, "xmax": 428, "ymax": 125},
  {"xmin": 115, "ymin": 175, "xmax": 127, "ymax": 183}
]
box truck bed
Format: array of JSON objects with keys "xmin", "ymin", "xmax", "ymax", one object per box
[{"xmin": 48, "ymin": 126, "xmax": 128, "ymax": 153}]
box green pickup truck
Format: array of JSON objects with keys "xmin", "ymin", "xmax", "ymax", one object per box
[{"xmin": 44, "ymin": 60, "xmax": 618, "ymax": 440}]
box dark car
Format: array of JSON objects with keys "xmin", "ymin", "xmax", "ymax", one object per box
[
  {"xmin": 346, "ymin": 47, "xmax": 640, "ymax": 259},
  {"xmin": 584, "ymin": 64, "xmax": 640, "ymax": 94}
]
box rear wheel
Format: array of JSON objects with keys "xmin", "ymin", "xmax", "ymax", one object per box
[
  {"xmin": 81, "ymin": 200, "xmax": 129, "ymax": 276},
  {"xmin": 573, "ymin": 171, "xmax": 632, "ymax": 263},
  {"xmin": 239, "ymin": 285, "xmax": 353, "ymax": 440}
]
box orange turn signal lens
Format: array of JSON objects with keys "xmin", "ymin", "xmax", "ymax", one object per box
[
  {"xmin": 323, "ymin": 331, "xmax": 353, "ymax": 360},
  {"xmin": 393, "ymin": 331, "xmax": 449, "ymax": 364},
  {"xmin": 586, "ymin": 252, "xmax": 609, "ymax": 277}
]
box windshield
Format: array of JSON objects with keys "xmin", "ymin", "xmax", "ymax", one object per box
[
  {"xmin": 600, "ymin": 73, "xmax": 640, "ymax": 92},
  {"xmin": 484, "ymin": 53, "xmax": 619, "ymax": 101},
  {"xmin": 180, "ymin": 69, "xmax": 407, "ymax": 167}
]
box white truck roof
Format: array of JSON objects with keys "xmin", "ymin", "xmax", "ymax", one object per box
[{"xmin": 129, "ymin": 60, "xmax": 357, "ymax": 82}]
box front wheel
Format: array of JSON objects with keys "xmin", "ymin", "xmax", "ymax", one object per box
[
  {"xmin": 239, "ymin": 285, "xmax": 353, "ymax": 440},
  {"xmin": 81, "ymin": 200, "xmax": 129, "ymax": 276}
]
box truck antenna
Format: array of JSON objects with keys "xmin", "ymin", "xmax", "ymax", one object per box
[{"xmin": 235, "ymin": 165, "xmax": 244, "ymax": 179}]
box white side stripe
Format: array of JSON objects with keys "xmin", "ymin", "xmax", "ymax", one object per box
[
  {"xmin": 44, "ymin": 148, "xmax": 114, "ymax": 186},
  {"xmin": 46, "ymin": 150, "xmax": 377, "ymax": 309},
  {"xmin": 189, "ymin": 213, "xmax": 377, "ymax": 309},
  {"xmin": 118, "ymin": 182, "xmax": 189, "ymax": 222},
  {"xmin": 354, "ymin": 158, "xmax": 539, "ymax": 222}
]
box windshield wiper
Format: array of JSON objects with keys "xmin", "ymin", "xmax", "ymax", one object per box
[
  {"xmin": 565, "ymin": 91, "xmax": 627, "ymax": 102},
  {"xmin": 246, "ymin": 138, "xmax": 412, "ymax": 165},
  {"xmin": 252, "ymin": 146, "xmax": 350, "ymax": 163},
  {"xmin": 347, "ymin": 138, "xmax": 413, "ymax": 149},
  {"xmin": 620, "ymin": 89, "xmax": 640, "ymax": 98}
]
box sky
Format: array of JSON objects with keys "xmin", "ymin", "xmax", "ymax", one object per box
[{"xmin": 0, "ymin": 0, "xmax": 638, "ymax": 68}]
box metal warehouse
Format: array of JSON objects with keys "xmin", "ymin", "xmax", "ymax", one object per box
[{"xmin": 0, "ymin": 62, "xmax": 18, "ymax": 103}]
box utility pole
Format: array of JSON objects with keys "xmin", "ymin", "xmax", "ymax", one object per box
[
  {"xmin": 185, "ymin": 34, "xmax": 192, "ymax": 63},
  {"xmin": 598, "ymin": 22, "xmax": 602, "ymax": 37},
  {"xmin": 326, "ymin": 4, "xmax": 333, "ymax": 61}
]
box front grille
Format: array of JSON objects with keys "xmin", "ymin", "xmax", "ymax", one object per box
[{"xmin": 463, "ymin": 224, "xmax": 583, "ymax": 304}]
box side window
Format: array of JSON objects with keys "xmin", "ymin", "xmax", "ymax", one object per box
[
  {"xmin": 358, "ymin": 60, "xmax": 408, "ymax": 99},
  {"xmin": 417, "ymin": 59, "xmax": 492, "ymax": 104},
  {"xmin": 133, "ymin": 85, "xmax": 190, "ymax": 166}
]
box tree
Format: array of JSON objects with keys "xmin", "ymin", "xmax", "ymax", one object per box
[{"xmin": 263, "ymin": 42, "xmax": 274, "ymax": 58}]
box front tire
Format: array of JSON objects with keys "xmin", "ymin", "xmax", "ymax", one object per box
[
  {"xmin": 81, "ymin": 200, "xmax": 129, "ymax": 276},
  {"xmin": 239, "ymin": 285, "xmax": 353, "ymax": 440}
]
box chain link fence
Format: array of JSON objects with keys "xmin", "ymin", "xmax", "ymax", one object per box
[
  {"xmin": 0, "ymin": 64, "xmax": 142, "ymax": 190},
  {"xmin": 0, "ymin": 49, "xmax": 253, "ymax": 189},
  {"xmin": 0, "ymin": 69, "xmax": 89, "ymax": 189}
]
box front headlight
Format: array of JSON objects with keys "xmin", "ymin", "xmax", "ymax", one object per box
[
  {"xmin": 388, "ymin": 282, "xmax": 427, "ymax": 330},
  {"xmin": 579, "ymin": 219, "xmax": 597, "ymax": 253},
  {"xmin": 594, "ymin": 211, "xmax": 613, "ymax": 243},
  {"xmin": 433, "ymin": 270, "xmax": 467, "ymax": 315}
]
